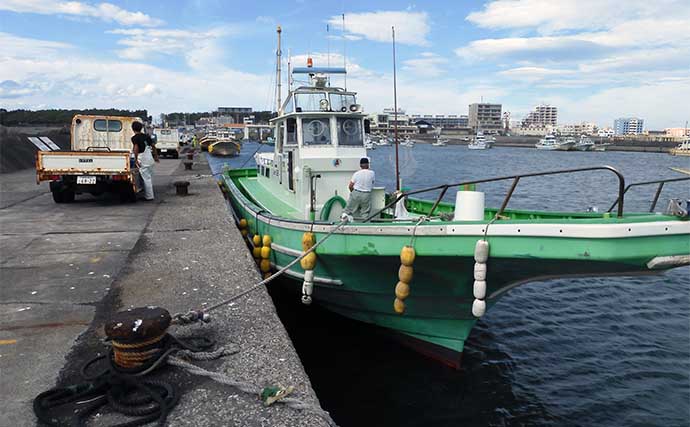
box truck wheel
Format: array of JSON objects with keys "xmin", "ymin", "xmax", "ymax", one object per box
[
  {"xmin": 62, "ymin": 191, "xmax": 75, "ymax": 203},
  {"xmin": 119, "ymin": 187, "xmax": 137, "ymax": 203},
  {"xmin": 52, "ymin": 190, "xmax": 64, "ymax": 203}
]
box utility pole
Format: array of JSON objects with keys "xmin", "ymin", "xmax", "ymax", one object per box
[{"xmin": 276, "ymin": 26, "xmax": 282, "ymax": 113}]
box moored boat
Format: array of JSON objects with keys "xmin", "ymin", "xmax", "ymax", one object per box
[
  {"xmin": 535, "ymin": 133, "xmax": 574, "ymax": 151},
  {"xmin": 669, "ymin": 137, "xmax": 690, "ymax": 156},
  {"xmin": 574, "ymin": 135, "xmax": 596, "ymax": 151},
  {"xmin": 219, "ymin": 53, "xmax": 690, "ymax": 368},
  {"xmin": 468, "ymin": 130, "xmax": 491, "ymax": 150},
  {"xmin": 208, "ymin": 131, "xmax": 241, "ymax": 157}
]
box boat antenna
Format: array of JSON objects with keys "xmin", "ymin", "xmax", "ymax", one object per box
[
  {"xmin": 342, "ymin": 13, "xmax": 347, "ymax": 90},
  {"xmin": 275, "ymin": 25, "xmax": 282, "ymax": 114},
  {"xmin": 392, "ymin": 26, "xmax": 400, "ymax": 191},
  {"xmin": 288, "ymin": 48, "xmax": 292, "ymax": 92},
  {"xmin": 327, "ymin": 24, "xmax": 330, "ymax": 86}
]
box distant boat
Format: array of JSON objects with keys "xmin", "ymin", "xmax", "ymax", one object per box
[
  {"xmin": 208, "ymin": 131, "xmax": 241, "ymax": 157},
  {"xmin": 669, "ymin": 137, "xmax": 690, "ymax": 156},
  {"xmin": 432, "ymin": 139, "xmax": 448, "ymax": 147},
  {"xmin": 574, "ymin": 135, "xmax": 596, "ymax": 151},
  {"xmin": 468, "ymin": 130, "xmax": 491, "ymax": 150},
  {"xmin": 535, "ymin": 134, "xmax": 574, "ymax": 151}
]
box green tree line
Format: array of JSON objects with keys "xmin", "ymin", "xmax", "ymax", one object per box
[{"xmin": 0, "ymin": 109, "xmax": 150, "ymax": 126}]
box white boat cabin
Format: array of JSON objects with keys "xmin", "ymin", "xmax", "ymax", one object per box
[{"xmin": 254, "ymin": 68, "xmax": 384, "ymax": 221}]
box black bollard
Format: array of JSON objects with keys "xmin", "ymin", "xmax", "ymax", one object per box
[{"xmin": 173, "ymin": 180, "xmax": 190, "ymax": 196}]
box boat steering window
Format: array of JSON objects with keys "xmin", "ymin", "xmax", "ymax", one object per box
[
  {"xmin": 295, "ymin": 93, "xmax": 327, "ymax": 112},
  {"xmin": 337, "ymin": 118, "xmax": 363, "ymax": 146},
  {"xmin": 302, "ymin": 118, "xmax": 331, "ymax": 146},
  {"xmin": 330, "ymin": 94, "xmax": 356, "ymax": 112},
  {"xmin": 286, "ymin": 118, "xmax": 297, "ymax": 145}
]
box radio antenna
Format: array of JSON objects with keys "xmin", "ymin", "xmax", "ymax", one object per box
[{"xmin": 342, "ymin": 13, "xmax": 347, "ymax": 90}]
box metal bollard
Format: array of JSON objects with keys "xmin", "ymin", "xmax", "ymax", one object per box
[
  {"xmin": 186, "ymin": 152, "xmax": 194, "ymax": 160},
  {"xmin": 183, "ymin": 161, "xmax": 193, "ymax": 170},
  {"xmin": 174, "ymin": 181, "xmax": 190, "ymax": 196}
]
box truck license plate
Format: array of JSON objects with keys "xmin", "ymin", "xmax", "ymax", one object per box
[
  {"xmin": 77, "ymin": 176, "xmax": 96, "ymax": 185},
  {"xmin": 160, "ymin": 149, "xmax": 167, "ymax": 152}
]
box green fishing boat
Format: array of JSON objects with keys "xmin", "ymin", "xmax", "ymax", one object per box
[{"xmin": 219, "ymin": 37, "xmax": 690, "ymax": 367}]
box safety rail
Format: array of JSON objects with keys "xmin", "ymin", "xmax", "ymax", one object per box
[
  {"xmin": 364, "ymin": 165, "xmax": 627, "ymax": 222},
  {"xmin": 607, "ymin": 176, "xmax": 690, "ymax": 213}
]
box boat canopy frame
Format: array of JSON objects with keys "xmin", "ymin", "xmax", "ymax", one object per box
[
  {"xmin": 607, "ymin": 176, "xmax": 690, "ymax": 213},
  {"xmin": 364, "ymin": 165, "xmax": 629, "ymax": 222}
]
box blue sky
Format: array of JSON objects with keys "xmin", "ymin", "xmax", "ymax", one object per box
[{"xmin": 1, "ymin": 0, "xmax": 689, "ymax": 129}]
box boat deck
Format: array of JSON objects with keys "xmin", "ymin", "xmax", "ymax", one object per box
[{"xmin": 238, "ymin": 176, "xmax": 301, "ymax": 218}]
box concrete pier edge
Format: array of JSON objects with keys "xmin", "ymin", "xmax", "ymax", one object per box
[{"xmin": 0, "ymin": 154, "xmax": 330, "ymax": 426}]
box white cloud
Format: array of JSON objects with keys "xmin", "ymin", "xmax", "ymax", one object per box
[
  {"xmin": 327, "ymin": 11, "xmax": 431, "ymax": 46},
  {"xmin": 402, "ymin": 52, "xmax": 448, "ymax": 78},
  {"xmin": 0, "ymin": 31, "xmax": 73, "ymax": 58},
  {"xmin": 0, "ymin": 0, "xmax": 162, "ymax": 26},
  {"xmin": 466, "ymin": 0, "xmax": 687, "ymax": 34}
]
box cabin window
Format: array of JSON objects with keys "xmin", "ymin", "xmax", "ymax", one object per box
[
  {"xmin": 276, "ymin": 123, "xmax": 284, "ymax": 151},
  {"xmin": 295, "ymin": 93, "xmax": 327, "ymax": 112},
  {"xmin": 302, "ymin": 118, "xmax": 331, "ymax": 146},
  {"xmin": 330, "ymin": 94, "xmax": 356, "ymax": 112},
  {"xmin": 264, "ymin": 167, "xmax": 270, "ymax": 178},
  {"xmin": 93, "ymin": 119, "xmax": 122, "ymax": 132},
  {"xmin": 337, "ymin": 118, "xmax": 363, "ymax": 146},
  {"xmin": 284, "ymin": 97, "xmax": 294, "ymax": 113},
  {"xmin": 286, "ymin": 118, "xmax": 297, "ymax": 145},
  {"xmin": 160, "ymin": 129, "xmax": 171, "ymax": 135}
]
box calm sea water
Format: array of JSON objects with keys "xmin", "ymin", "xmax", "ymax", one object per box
[{"xmin": 209, "ymin": 143, "xmax": 690, "ymax": 427}]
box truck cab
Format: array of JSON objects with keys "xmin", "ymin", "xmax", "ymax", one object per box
[{"xmin": 37, "ymin": 115, "xmax": 143, "ymax": 203}]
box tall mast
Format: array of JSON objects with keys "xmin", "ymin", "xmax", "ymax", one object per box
[
  {"xmin": 342, "ymin": 14, "xmax": 347, "ymax": 90},
  {"xmin": 392, "ymin": 26, "xmax": 400, "ymax": 191},
  {"xmin": 276, "ymin": 25, "xmax": 282, "ymax": 113}
]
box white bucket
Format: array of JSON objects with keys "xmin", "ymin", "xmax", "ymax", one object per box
[{"xmin": 453, "ymin": 191, "xmax": 485, "ymax": 221}]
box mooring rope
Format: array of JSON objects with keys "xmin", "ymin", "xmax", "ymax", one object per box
[{"xmin": 171, "ymin": 219, "xmax": 349, "ymax": 325}]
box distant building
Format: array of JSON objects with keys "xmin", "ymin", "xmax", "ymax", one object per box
[
  {"xmin": 665, "ymin": 127, "xmax": 690, "ymax": 138},
  {"xmin": 521, "ymin": 104, "xmax": 557, "ymax": 128},
  {"xmin": 369, "ymin": 108, "xmax": 417, "ymax": 134},
  {"xmin": 597, "ymin": 128, "xmax": 615, "ymax": 138},
  {"xmin": 409, "ymin": 114, "xmax": 468, "ymax": 128},
  {"xmin": 468, "ymin": 103, "xmax": 502, "ymax": 133},
  {"xmin": 613, "ymin": 117, "xmax": 644, "ymax": 135},
  {"xmin": 218, "ymin": 107, "xmax": 253, "ymax": 124},
  {"xmin": 557, "ymin": 122, "xmax": 598, "ymax": 136}
]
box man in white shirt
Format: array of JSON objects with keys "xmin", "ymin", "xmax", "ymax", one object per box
[{"xmin": 343, "ymin": 157, "xmax": 375, "ymax": 221}]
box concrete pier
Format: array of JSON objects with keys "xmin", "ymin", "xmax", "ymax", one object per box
[{"xmin": 0, "ymin": 155, "xmax": 329, "ymax": 425}]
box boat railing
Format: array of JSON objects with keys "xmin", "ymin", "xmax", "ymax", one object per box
[
  {"xmin": 607, "ymin": 176, "xmax": 690, "ymax": 213},
  {"xmin": 364, "ymin": 165, "xmax": 627, "ymax": 222}
]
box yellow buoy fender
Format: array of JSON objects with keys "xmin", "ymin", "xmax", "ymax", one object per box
[
  {"xmin": 260, "ymin": 259, "xmax": 271, "ymax": 272},
  {"xmin": 400, "ymin": 245, "xmax": 416, "ymax": 266},
  {"xmin": 252, "ymin": 247, "xmax": 261, "ymax": 258},
  {"xmin": 395, "ymin": 281, "xmax": 410, "ymax": 299},
  {"xmin": 260, "ymin": 246, "xmax": 271, "ymax": 259},
  {"xmin": 252, "ymin": 235, "xmax": 261, "ymax": 247},
  {"xmin": 472, "ymin": 299, "xmax": 486, "ymax": 317},
  {"xmin": 474, "ymin": 240, "xmax": 489, "ymax": 263},
  {"xmin": 474, "ymin": 263, "xmax": 487, "ymax": 281},
  {"xmin": 262, "ymin": 235, "xmax": 272, "ymax": 247},
  {"xmin": 398, "ymin": 265, "xmax": 414, "ymax": 283},
  {"xmin": 302, "ymin": 232, "xmax": 316, "ymax": 250},
  {"xmin": 393, "ymin": 298, "xmax": 406, "ymax": 314},
  {"xmin": 239, "ymin": 219, "xmax": 248, "ymax": 229},
  {"xmin": 473, "ymin": 280, "xmax": 487, "ymax": 300},
  {"xmin": 300, "ymin": 252, "xmax": 317, "ymax": 270}
]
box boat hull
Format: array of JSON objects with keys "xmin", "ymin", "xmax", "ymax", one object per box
[{"xmin": 221, "ymin": 169, "xmax": 690, "ymax": 367}]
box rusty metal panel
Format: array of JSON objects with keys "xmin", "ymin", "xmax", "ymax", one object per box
[{"xmin": 71, "ymin": 115, "xmax": 142, "ymax": 152}]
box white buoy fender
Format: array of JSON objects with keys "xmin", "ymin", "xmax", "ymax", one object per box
[
  {"xmin": 304, "ymin": 270, "xmax": 314, "ymax": 282},
  {"xmin": 302, "ymin": 280, "xmax": 313, "ymax": 296},
  {"xmin": 474, "ymin": 240, "xmax": 489, "ymax": 263},
  {"xmin": 472, "ymin": 299, "xmax": 486, "ymax": 317},
  {"xmin": 473, "ymin": 280, "xmax": 487, "ymax": 300},
  {"xmin": 474, "ymin": 263, "xmax": 487, "ymax": 280}
]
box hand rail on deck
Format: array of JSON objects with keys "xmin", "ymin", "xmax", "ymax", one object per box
[
  {"xmin": 364, "ymin": 165, "xmax": 627, "ymax": 222},
  {"xmin": 607, "ymin": 176, "xmax": 690, "ymax": 213}
]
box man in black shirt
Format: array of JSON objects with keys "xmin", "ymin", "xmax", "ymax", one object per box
[{"xmin": 131, "ymin": 121, "xmax": 159, "ymax": 200}]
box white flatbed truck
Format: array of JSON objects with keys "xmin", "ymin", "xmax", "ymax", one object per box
[
  {"xmin": 36, "ymin": 115, "xmax": 142, "ymax": 203},
  {"xmin": 153, "ymin": 128, "xmax": 180, "ymax": 158}
]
